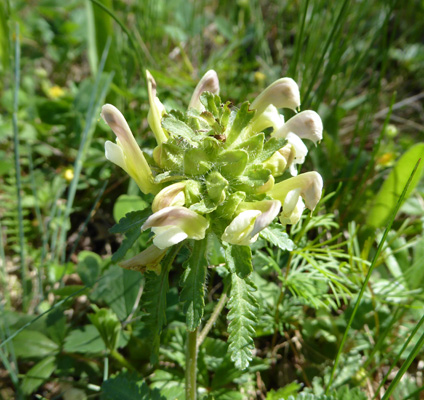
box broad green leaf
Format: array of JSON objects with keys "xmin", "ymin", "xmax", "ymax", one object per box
[
  {"xmin": 101, "ymin": 371, "xmax": 165, "ymax": 400},
  {"xmin": 64, "ymin": 325, "xmax": 106, "ymax": 354},
  {"xmin": 109, "ymin": 209, "xmax": 151, "ymax": 234},
  {"xmin": 367, "ymin": 143, "xmax": 424, "ymax": 228},
  {"xmin": 109, "ymin": 209, "xmax": 151, "ymax": 262},
  {"xmin": 225, "ymin": 244, "xmax": 253, "ymax": 278},
  {"xmin": 180, "ymin": 239, "xmax": 208, "ymax": 331},
  {"xmin": 260, "ymin": 226, "xmax": 294, "ymax": 251},
  {"xmin": 92, "ymin": 267, "xmax": 142, "ymax": 321},
  {"xmin": 13, "ymin": 330, "xmax": 59, "ymax": 359},
  {"xmin": 21, "ymin": 356, "xmax": 56, "ymax": 395},
  {"xmin": 113, "ymin": 194, "xmax": 149, "ymax": 223},
  {"xmin": 46, "ymin": 307, "xmax": 67, "ymax": 345},
  {"xmin": 227, "ymin": 273, "xmax": 258, "ymax": 370},
  {"xmin": 77, "ymin": 250, "xmax": 102, "ymax": 286}
]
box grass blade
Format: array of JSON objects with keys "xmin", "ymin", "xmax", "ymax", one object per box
[
  {"xmin": 325, "ymin": 158, "xmax": 422, "ymax": 393},
  {"xmin": 12, "ymin": 23, "xmax": 27, "ymax": 308},
  {"xmin": 374, "ymin": 312, "xmax": 424, "ymax": 398}
]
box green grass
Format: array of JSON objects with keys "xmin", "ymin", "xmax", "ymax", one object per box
[{"xmin": 1, "ymin": 0, "xmax": 424, "ymax": 399}]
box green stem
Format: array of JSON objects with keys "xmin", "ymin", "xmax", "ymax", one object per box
[
  {"xmin": 197, "ymin": 290, "xmax": 228, "ymax": 348},
  {"xmin": 110, "ymin": 349, "xmax": 136, "ymax": 372},
  {"xmin": 185, "ymin": 328, "xmax": 198, "ymax": 400}
]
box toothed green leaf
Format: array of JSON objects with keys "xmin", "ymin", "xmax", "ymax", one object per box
[
  {"xmin": 227, "ymin": 273, "xmax": 258, "ymax": 370},
  {"xmin": 180, "ymin": 239, "xmax": 208, "ymax": 331}
]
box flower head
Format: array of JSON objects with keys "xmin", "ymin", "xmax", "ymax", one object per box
[{"xmin": 104, "ymin": 70, "xmax": 323, "ymax": 269}]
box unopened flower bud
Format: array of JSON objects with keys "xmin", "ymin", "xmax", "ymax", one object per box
[
  {"xmin": 146, "ymin": 70, "xmax": 168, "ymax": 145},
  {"xmin": 250, "ymin": 77, "xmax": 300, "ymax": 115},
  {"xmin": 101, "ymin": 104, "xmax": 158, "ymax": 195},
  {"xmin": 189, "ymin": 70, "xmax": 220, "ymax": 111}
]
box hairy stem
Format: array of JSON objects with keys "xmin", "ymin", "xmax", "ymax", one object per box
[{"xmin": 185, "ymin": 328, "xmax": 198, "ymax": 400}]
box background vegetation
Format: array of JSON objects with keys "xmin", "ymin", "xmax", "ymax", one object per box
[{"xmin": 1, "ymin": 0, "xmax": 424, "ymax": 398}]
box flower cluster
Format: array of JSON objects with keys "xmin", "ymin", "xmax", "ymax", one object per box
[{"xmin": 102, "ymin": 70, "xmax": 323, "ymax": 270}]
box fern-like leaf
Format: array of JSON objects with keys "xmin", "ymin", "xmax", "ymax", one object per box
[
  {"xmin": 140, "ymin": 246, "xmax": 179, "ymax": 363},
  {"xmin": 180, "ymin": 239, "xmax": 208, "ymax": 331},
  {"xmin": 227, "ymin": 273, "xmax": 258, "ymax": 370}
]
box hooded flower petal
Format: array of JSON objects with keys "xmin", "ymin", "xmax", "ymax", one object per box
[
  {"xmin": 119, "ymin": 245, "xmax": 166, "ymax": 274},
  {"xmin": 101, "ymin": 104, "xmax": 158, "ymax": 195},
  {"xmin": 222, "ymin": 200, "xmax": 281, "ymax": 245},
  {"xmin": 141, "ymin": 206, "xmax": 209, "ymax": 249},
  {"xmin": 268, "ymin": 171, "xmax": 323, "ymax": 211},
  {"xmin": 152, "ymin": 181, "xmax": 187, "ymax": 213},
  {"xmin": 188, "ymin": 70, "xmax": 220, "ymax": 111},
  {"xmin": 250, "ymin": 77, "xmax": 300, "ymax": 115},
  {"xmin": 274, "ymin": 110, "xmax": 323, "ymax": 144},
  {"xmin": 146, "ymin": 70, "xmax": 168, "ymax": 145}
]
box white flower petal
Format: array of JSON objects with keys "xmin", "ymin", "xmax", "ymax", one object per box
[
  {"xmin": 152, "ymin": 226, "xmax": 188, "ymax": 249},
  {"xmin": 105, "ymin": 140, "xmax": 126, "ymax": 171}
]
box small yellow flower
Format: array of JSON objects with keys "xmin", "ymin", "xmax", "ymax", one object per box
[
  {"xmin": 48, "ymin": 85, "xmax": 65, "ymax": 99},
  {"xmin": 64, "ymin": 168, "xmax": 74, "ymax": 182}
]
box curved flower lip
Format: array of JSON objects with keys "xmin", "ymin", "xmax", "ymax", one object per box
[
  {"xmin": 141, "ymin": 206, "xmax": 209, "ymax": 249},
  {"xmin": 101, "ymin": 104, "xmax": 158, "ymax": 195},
  {"xmin": 237, "ymin": 200, "xmax": 281, "ymax": 237},
  {"xmin": 152, "ymin": 181, "xmax": 187, "ymax": 213},
  {"xmin": 280, "ymin": 192, "xmax": 305, "ymax": 226},
  {"xmin": 119, "ymin": 245, "xmax": 165, "ymax": 274},
  {"xmin": 250, "ymin": 104, "xmax": 285, "ymax": 134},
  {"xmin": 188, "ymin": 70, "xmax": 220, "ymax": 111},
  {"xmin": 268, "ymin": 171, "xmax": 323, "ymax": 211},
  {"xmin": 221, "ymin": 210, "xmax": 262, "ymax": 246},
  {"xmin": 222, "ymin": 200, "xmax": 281, "ymax": 245},
  {"xmin": 274, "ymin": 110, "xmax": 323, "ymax": 145},
  {"xmin": 250, "ymin": 77, "xmax": 300, "ymax": 115},
  {"xmin": 146, "ymin": 70, "xmax": 168, "ymax": 145}
]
